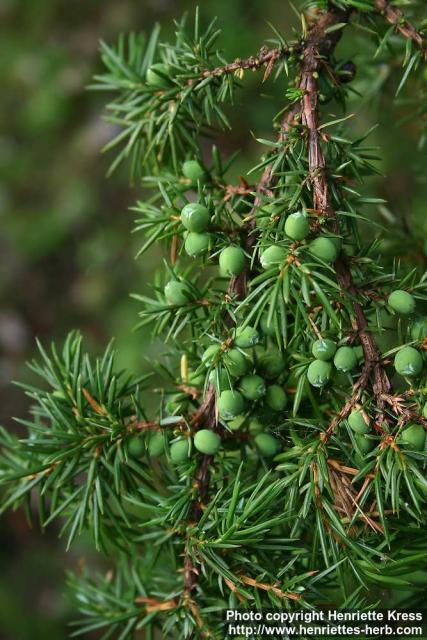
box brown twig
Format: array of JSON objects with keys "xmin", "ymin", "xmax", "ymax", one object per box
[
  {"xmin": 374, "ymin": 0, "xmax": 426, "ymax": 52},
  {"xmin": 229, "ymin": 103, "xmax": 301, "ymax": 302},
  {"xmin": 238, "ymin": 574, "xmax": 302, "ymax": 601},
  {"xmin": 135, "ymin": 596, "xmax": 178, "ymax": 612},
  {"xmin": 323, "ymin": 367, "xmax": 372, "ymax": 438},
  {"xmin": 297, "ymin": 6, "xmax": 392, "ymax": 438},
  {"xmin": 200, "ymin": 44, "xmax": 300, "ymax": 82},
  {"xmin": 82, "ymin": 388, "xmax": 108, "ymax": 416},
  {"xmin": 170, "ymin": 234, "xmax": 179, "ymax": 265},
  {"xmin": 183, "ymin": 386, "xmax": 216, "ymax": 595},
  {"xmin": 334, "ymin": 259, "xmax": 391, "ymax": 430},
  {"xmin": 298, "ymin": 7, "xmax": 350, "ymax": 219}
]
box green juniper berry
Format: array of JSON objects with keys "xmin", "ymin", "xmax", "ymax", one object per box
[{"xmin": 1, "ymin": 2, "xmax": 427, "ymax": 638}]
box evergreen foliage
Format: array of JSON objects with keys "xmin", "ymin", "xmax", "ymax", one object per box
[{"xmin": 2, "ymin": 1, "xmax": 427, "ymax": 638}]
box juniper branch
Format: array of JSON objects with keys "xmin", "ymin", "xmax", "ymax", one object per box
[
  {"xmin": 181, "ymin": 110, "xmax": 292, "ymax": 596},
  {"xmin": 182, "ymin": 76, "xmax": 303, "ymax": 602},
  {"xmin": 5, "ymin": 5, "xmax": 427, "ymax": 636},
  {"xmin": 200, "ymin": 44, "xmax": 300, "ymax": 81},
  {"xmin": 183, "ymin": 386, "xmax": 216, "ymax": 595},
  {"xmin": 297, "ymin": 5, "xmax": 392, "ymax": 436},
  {"xmin": 374, "ymin": 0, "xmax": 426, "ymax": 51}
]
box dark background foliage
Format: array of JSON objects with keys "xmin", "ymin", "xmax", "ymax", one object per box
[{"xmin": 1, "ymin": 0, "xmax": 426, "ymax": 637}]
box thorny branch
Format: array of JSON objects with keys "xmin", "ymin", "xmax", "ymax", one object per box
[
  {"xmin": 182, "ymin": 0, "xmax": 423, "ymax": 601},
  {"xmin": 298, "ymin": 6, "xmax": 392, "ymax": 437},
  {"xmin": 201, "ymin": 44, "xmax": 300, "ymax": 82},
  {"xmin": 183, "ymin": 388, "xmax": 216, "ymax": 597},
  {"xmin": 374, "ymin": 0, "xmax": 426, "ymax": 52},
  {"xmin": 185, "ymin": 6, "xmax": 350, "ymax": 598},
  {"xmin": 230, "ymin": 103, "xmax": 301, "ymax": 301},
  {"xmin": 199, "ymin": 0, "xmax": 427, "ymax": 88},
  {"xmin": 299, "ymin": 6, "xmax": 350, "ymax": 217}
]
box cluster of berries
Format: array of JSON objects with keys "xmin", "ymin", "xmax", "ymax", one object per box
[
  {"xmin": 154, "ymin": 151, "xmax": 427, "ymax": 463},
  {"xmin": 127, "ymin": 428, "xmax": 221, "ymax": 465}
]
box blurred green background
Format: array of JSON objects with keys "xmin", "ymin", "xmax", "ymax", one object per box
[{"xmin": 1, "ymin": 0, "xmax": 426, "ymax": 637}]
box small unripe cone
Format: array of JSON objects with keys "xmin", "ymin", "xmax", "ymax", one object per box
[
  {"xmin": 312, "ymin": 338, "xmax": 336, "ymax": 361},
  {"xmin": 265, "ymin": 385, "xmax": 287, "ymax": 411},
  {"xmin": 148, "ymin": 432, "xmax": 164, "ymax": 457},
  {"xmin": 128, "ymin": 436, "xmax": 145, "ymax": 458},
  {"xmin": 227, "ymin": 415, "xmax": 246, "ymax": 431},
  {"xmin": 348, "ymin": 409, "xmax": 369, "ymax": 434},
  {"xmin": 307, "ymin": 359, "xmax": 332, "ymax": 387},
  {"xmin": 182, "ymin": 160, "xmax": 206, "ymax": 182},
  {"xmin": 308, "ymin": 237, "xmax": 338, "ymax": 263},
  {"xmin": 219, "ymin": 246, "xmax": 246, "ymax": 276},
  {"xmin": 194, "ymin": 429, "xmax": 221, "ymax": 454},
  {"xmin": 332, "ymin": 369, "xmax": 352, "ymax": 390},
  {"xmin": 248, "ymin": 419, "xmax": 264, "ymax": 435},
  {"xmin": 343, "ymin": 244, "xmax": 356, "ymax": 257},
  {"xmin": 239, "ymin": 375, "xmax": 266, "ymax": 400},
  {"xmin": 184, "ymin": 232, "xmax": 210, "ymax": 256},
  {"xmin": 235, "ymin": 325, "xmax": 259, "ymax": 348},
  {"xmin": 375, "ymin": 330, "xmax": 398, "ymax": 354},
  {"xmin": 333, "ymin": 346, "xmax": 357, "ymax": 373},
  {"xmin": 260, "ymin": 313, "xmax": 275, "ymax": 337},
  {"xmin": 217, "ymin": 389, "xmax": 245, "ymax": 420},
  {"xmin": 181, "ymin": 203, "xmax": 210, "ymax": 232},
  {"xmin": 258, "ymin": 349, "xmax": 285, "ymax": 378},
  {"xmin": 202, "ymin": 344, "xmax": 221, "ymax": 367},
  {"xmin": 223, "ymin": 349, "xmax": 249, "ymax": 377},
  {"xmin": 388, "ymin": 290, "xmax": 415, "ymax": 315},
  {"xmin": 256, "ymin": 203, "xmax": 281, "ymax": 228},
  {"xmin": 394, "ymin": 346, "xmax": 423, "ymax": 377},
  {"xmin": 188, "ymin": 370, "xmax": 205, "ymax": 386},
  {"xmin": 379, "ymin": 308, "xmax": 398, "ymax": 329},
  {"xmin": 338, "ymin": 60, "xmax": 356, "ymax": 84},
  {"xmin": 328, "ymin": 236, "xmax": 342, "ymax": 253},
  {"xmin": 260, "ymin": 246, "xmax": 286, "ymax": 269},
  {"xmin": 367, "ymin": 307, "xmax": 397, "ymax": 331},
  {"xmin": 354, "ymin": 434, "xmax": 374, "ymax": 455},
  {"xmin": 254, "ymin": 433, "xmax": 280, "ymax": 457},
  {"xmin": 146, "ymin": 63, "xmax": 170, "ymax": 88},
  {"xmin": 170, "ymin": 439, "xmax": 190, "ymax": 464},
  {"xmin": 410, "ymin": 317, "xmax": 427, "ymax": 341},
  {"xmin": 166, "ymin": 393, "xmax": 186, "ymax": 415},
  {"xmin": 399, "ymin": 423, "xmax": 425, "ymax": 451},
  {"xmin": 164, "ymin": 280, "xmax": 191, "ymax": 305},
  {"xmin": 284, "ymin": 212, "xmax": 310, "ymax": 241}
]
